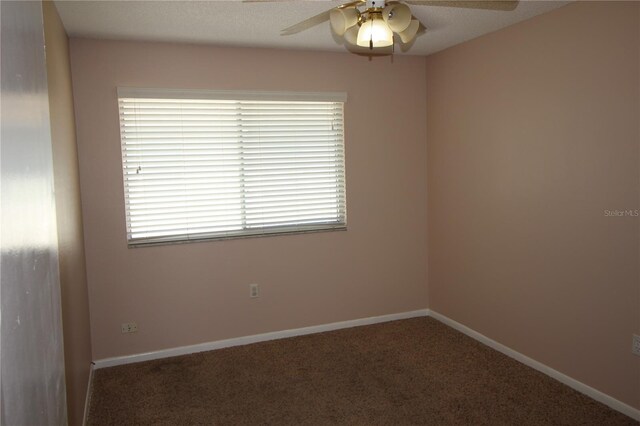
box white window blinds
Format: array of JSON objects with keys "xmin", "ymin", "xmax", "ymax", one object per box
[{"xmin": 118, "ymin": 88, "xmax": 347, "ymax": 246}]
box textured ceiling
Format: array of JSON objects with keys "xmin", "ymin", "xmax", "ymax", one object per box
[{"xmin": 54, "ymin": 0, "xmax": 569, "ymax": 56}]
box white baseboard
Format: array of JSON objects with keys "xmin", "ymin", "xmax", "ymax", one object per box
[
  {"xmin": 93, "ymin": 309, "xmax": 429, "ymax": 369},
  {"xmin": 91, "ymin": 307, "xmax": 639, "ymax": 422},
  {"xmin": 82, "ymin": 362, "xmax": 95, "ymax": 426},
  {"xmin": 428, "ymin": 310, "xmax": 640, "ymax": 422}
]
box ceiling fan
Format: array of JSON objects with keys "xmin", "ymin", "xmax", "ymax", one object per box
[{"xmin": 253, "ymin": 0, "xmax": 519, "ymax": 54}]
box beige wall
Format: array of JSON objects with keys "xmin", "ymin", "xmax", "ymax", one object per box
[
  {"xmin": 69, "ymin": 39, "xmax": 428, "ymax": 360},
  {"xmin": 426, "ymin": 1, "xmax": 639, "ymax": 410},
  {"xmin": 43, "ymin": 2, "xmax": 93, "ymax": 425}
]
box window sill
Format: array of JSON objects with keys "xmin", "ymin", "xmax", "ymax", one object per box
[{"xmin": 127, "ymin": 225, "xmax": 347, "ymax": 248}]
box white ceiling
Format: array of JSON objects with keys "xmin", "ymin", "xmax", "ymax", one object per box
[{"xmin": 54, "ymin": 0, "xmax": 569, "ymax": 56}]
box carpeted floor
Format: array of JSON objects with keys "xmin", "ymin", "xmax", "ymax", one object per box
[{"xmin": 88, "ymin": 317, "xmax": 637, "ymax": 425}]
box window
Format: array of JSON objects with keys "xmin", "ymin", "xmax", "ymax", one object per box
[{"xmin": 118, "ymin": 88, "xmax": 347, "ymax": 246}]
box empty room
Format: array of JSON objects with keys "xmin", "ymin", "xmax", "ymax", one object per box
[{"xmin": 1, "ymin": 0, "xmax": 638, "ymax": 425}]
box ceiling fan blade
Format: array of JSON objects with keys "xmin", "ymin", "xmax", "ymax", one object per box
[
  {"xmin": 244, "ymin": 0, "xmax": 319, "ymax": 2},
  {"xmin": 404, "ymin": 1, "xmax": 519, "ymax": 11},
  {"xmin": 279, "ymin": 1, "xmax": 362, "ymax": 36},
  {"xmin": 413, "ymin": 15, "xmax": 427, "ymax": 32},
  {"xmin": 281, "ymin": 10, "xmax": 332, "ymax": 35},
  {"xmin": 243, "ymin": 0, "xmax": 300, "ymax": 3},
  {"xmin": 338, "ymin": 1, "xmax": 365, "ymax": 9},
  {"xmin": 246, "ymin": 0, "xmax": 362, "ymax": 3}
]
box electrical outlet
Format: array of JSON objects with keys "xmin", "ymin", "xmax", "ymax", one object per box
[
  {"xmin": 121, "ymin": 322, "xmax": 138, "ymax": 333},
  {"xmin": 633, "ymin": 334, "xmax": 640, "ymax": 356},
  {"xmin": 249, "ymin": 283, "xmax": 259, "ymax": 298}
]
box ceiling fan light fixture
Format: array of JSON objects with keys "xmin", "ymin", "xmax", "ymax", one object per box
[
  {"xmin": 344, "ymin": 25, "xmax": 360, "ymax": 45},
  {"xmin": 356, "ymin": 15, "xmax": 393, "ymax": 48},
  {"xmin": 276, "ymin": 0, "xmax": 520, "ymax": 55},
  {"xmin": 382, "ymin": 3, "xmax": 412, "ymax": 33},
  {"xmin": 398, "ymin": 19, "xmax": 419, "ymax": 44},
  {"xmin": 329, "ymin": 7, "xmax": 359, "ymax": 36}
]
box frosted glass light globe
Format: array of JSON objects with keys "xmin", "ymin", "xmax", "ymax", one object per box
[{"xmin": 356, "ymin": 17, "xmax": 393, "ymax": 48}]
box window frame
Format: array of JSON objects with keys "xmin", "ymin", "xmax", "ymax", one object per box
[{"xmin": 117, "ymin": 88, "xmax": 348, "ymax": 247}]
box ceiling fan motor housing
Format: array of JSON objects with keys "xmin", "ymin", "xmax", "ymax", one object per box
[{"xmin": 365, "ymin": 0, "xmax": 386, "ymax": 10}]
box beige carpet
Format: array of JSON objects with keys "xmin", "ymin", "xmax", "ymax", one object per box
[{"xmin": 88, "ymin": 317, "xmax": 637, "ymax": 425}]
